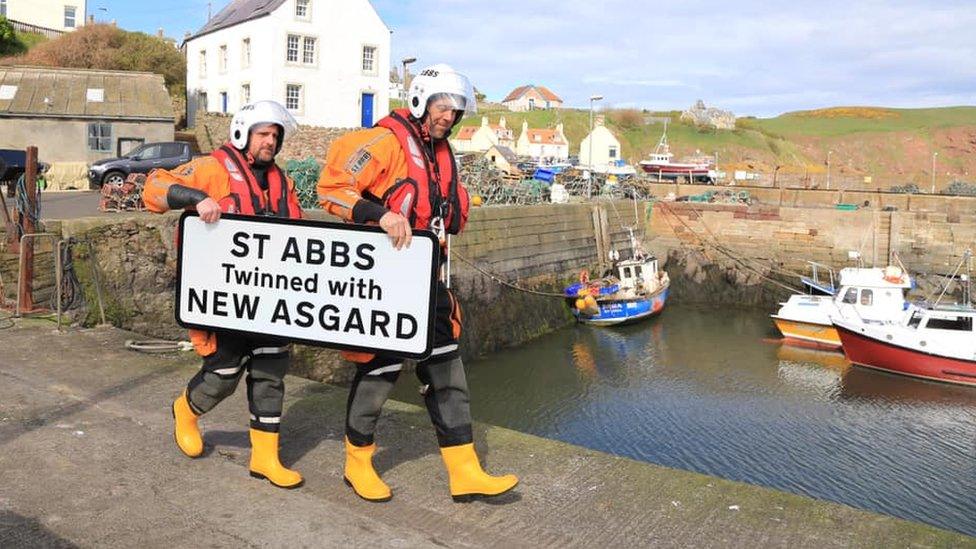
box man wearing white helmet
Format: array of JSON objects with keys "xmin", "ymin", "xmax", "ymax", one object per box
[
  {"xmin": 318, "ymin": 64, "xmax": 518, "ymax": 502},
  {"xmin": 142, "ymin": 100, "xmax": 305, "ymax": 489}
]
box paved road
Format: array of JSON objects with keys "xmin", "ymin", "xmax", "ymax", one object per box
[
  {"xmin": 38, "ymin": 191, "xmax": 103, "ymax": 220},
  {"xmin": 1, "ymin": 321, "xmax": 970, "ymax": 547}
]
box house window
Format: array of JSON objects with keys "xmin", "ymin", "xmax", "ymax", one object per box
[
  {"xmin": 218, "ymin": 45, "xmax": 227, "ymax": 73},
  {"xmin": 1, "ymin": 0, "xmax": 6, "ymax": 17},
  {"xmin": 199, "ymin": 92, "xmax": 208, "ymax": 111},
  {"xmin": 285, "ymin": 84, "xmax": 302, "ymax": 111},
  {"xmin": 302, "ymin": 37, "xmax": 316, "ymax": 64},
  {"xmin": 528, "ymin": 98, "xmax": 536, "ymax": 109},
  {"xmin": 88, "ymin": 123, "xmax": 112, "ymax": 152},
  {"xmin": 241, "ymin": 83, "xmax": 250, "ymax": 104},
  {"xmin": 295, "ymin": 0, "xmax": 310, "ymax": 19},
  {"xmin": 608, "ymin": 146, "xmax": 618, "ymax": 159},
  {"xmin": 362, "ymin": 45, "xmax": 376, "ymax": 74},
  {"xmin": 64, "ymin": 6, "xmax": 76, "ymax": 28},
  {"xmin": 199, "ymin": 50, "xmax": 207, "ymax": 77},
  {"xmin": 286, "ymin": 34, "xmax": 300, "ymax": 62},
  {"xmin": 241, "ymin": 38, "xmax": 251, "ymax": 68}
]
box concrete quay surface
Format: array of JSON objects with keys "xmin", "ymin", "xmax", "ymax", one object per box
[{"xmin": 0, "ymin": 320, "xmax": 971, "ymax": 548}]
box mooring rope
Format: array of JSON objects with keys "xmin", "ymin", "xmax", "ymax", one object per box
[
  {"xmin": 450, "ymin": 251, "xmax": 568, "ymax": 298},
  {"xmin": 657, "ymin": 202, "xmax": 803, "ymax": 294}
]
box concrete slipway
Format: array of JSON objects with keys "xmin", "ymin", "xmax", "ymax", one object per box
[{"xmin": 0, "ymin": 320, "xmax": 970, "ymax": 548}]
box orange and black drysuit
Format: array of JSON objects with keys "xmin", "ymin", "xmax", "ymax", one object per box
[
  {"xmin": 317, "ymin": 109, "xmax": 472, "ymax": 448},
  {"xmin": 143, "ymin": 144, "xmax": 303, "ymax": 433}
]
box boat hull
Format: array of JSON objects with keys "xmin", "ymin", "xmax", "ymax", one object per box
[
  {"xmin": 834, "ymin": 323, "xmax": 976, "ymax": 387},
  {"xmin": 575, "ymin": 288, "xmax": 668, "ymax": 326},
  {"xmin": 771, "ymin": 317, "xmax": 841, "ymax": 348}
]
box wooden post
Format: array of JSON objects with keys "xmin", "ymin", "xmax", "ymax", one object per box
[{"xmin": 17, "ymin": 146, "xmax": 37, "ymax": 312}]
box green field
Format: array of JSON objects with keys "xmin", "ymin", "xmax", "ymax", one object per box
[{"xmin": 453, "ymin": 104, "xmax": 976, "ymax": 180}]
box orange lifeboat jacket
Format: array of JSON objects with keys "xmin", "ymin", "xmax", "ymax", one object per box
[
  {"xmin": 316, "ymin": 109, "xmax": 468, "ymax": 233},
  {"xmin": 143, "ymin": 143, "xmax": 303, "ymax": 355}
]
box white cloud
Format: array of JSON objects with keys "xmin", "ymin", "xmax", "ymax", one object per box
[{"xmin": 374, "ymin": 1, "xmax": 976, "ymax": 116}]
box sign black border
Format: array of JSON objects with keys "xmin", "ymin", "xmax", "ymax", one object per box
[{"xmin": 175, "ymin": 211, "xmax": 440, "ymax": 360}]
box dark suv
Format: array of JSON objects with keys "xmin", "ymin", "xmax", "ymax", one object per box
[{"xmin": 88, "ymin": 142, "xmax": 193, "ymax": 188}]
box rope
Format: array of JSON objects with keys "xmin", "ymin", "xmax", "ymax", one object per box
[
  {"xmin": 657, "ymin": 202, "xmax": 803, "ymax": 294},
  {"xmin": 14, "ymin": 173, "xmax": 41, "ymax": 227},
  {"xmin": 450, "ymin": 251, "xmax": 568, "ymax": 298},
  {"xmin": 676, "ymin": 202, "xmax": 810, "ymax": 281},
  {"xmin": 51, "ymin": 238, "xmax": 83, "ymax": 311},
  {"xmin": 124, "ymin": 339, "xmax": 195, "ymax": 353}
]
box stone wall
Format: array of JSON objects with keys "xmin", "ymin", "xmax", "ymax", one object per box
[
  {"xmin": 193, "ymin": 112, "xmax": 354, "ymax": 163},
  {"xmin": 646, "ymin": 200, "xmax": 976, "ymax": 308},
  {"xmin": 47, "ymin": 203, "xmax": 630, "ymax": 384},
  {"xmin": 643, "ymin": 181, "xmax": 976, "ymax": 213}
]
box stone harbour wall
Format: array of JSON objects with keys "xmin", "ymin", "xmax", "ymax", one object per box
[{"xmin": 47, "ymin": 203, "xmax": 630, "ymax": 384}]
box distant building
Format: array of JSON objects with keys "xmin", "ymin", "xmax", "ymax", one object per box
[
  {"xmin": 680, "ymin": 99, "xmax": 735, "ymax": 130},
  {"xmin": 450, "ymin": 116, "xmax": 514, "ymax": 153},
  {"xmin": 2, "ymin": 0, "xmax": 86, "ymax": 35},
  {"xmin": 483, "ymin": 144, "xmax": 519, "ymax": 175},
  {"xmin": 184, "ymin": 0, "xmax": 390, "ymax": 128},
  {"xmin": 502, "ymin": 85, "xmax": 563, "ymax": 112},
  {"xmin": 579, "ymin": 121, "xmax": 622, "ymax": 170},
  {"xmin": 516, "ymin": 120, "xmax": 568, "ymax": 161},
  {"xmin": 0, "ymin": 66, "xmax": 174, "ymax": 163}
]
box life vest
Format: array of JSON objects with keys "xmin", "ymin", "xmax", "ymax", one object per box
[
  {"xmin": 211, "ymin": 144, "xmax": 301, "ymax": 218},
  {"xmin": 375, "ymin": 109, "xmax": 468, "ymax": 233}
]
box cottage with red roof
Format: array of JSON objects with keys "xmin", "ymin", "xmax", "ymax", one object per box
[
  {"xmin": 450, "ymin": 116, "xmax": 515, "ymax": 153},
  {"xmin": 516, "ymin": 120, "xmax": 569, "ymax": 161},
  {"xmin": 501, "ymin": 84, "xmax": 563, "ymax": 111}
]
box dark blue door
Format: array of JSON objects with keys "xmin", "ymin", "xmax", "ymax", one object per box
[
  {"xmin": 221, "ymin": 92, "xmax": 228, "ymax": 113},
  {"xmin": 361, "ymin": 93, "xmax": 374, "ymax": 127}
]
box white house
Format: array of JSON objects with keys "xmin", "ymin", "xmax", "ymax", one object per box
[
  {"xmin": 579, "ymin": 123, "xmax": 622, "ymax": 171},
  {"xmin": 2, "ymin": 0, "xmax": 86, "ymax": 34},
  {"xmin": 483, "ymin": 144, "xmax": 519, "ymax": 175},
  {"xmin": 450, "ymin": 116, "xmax": 514, "ymax": 153},
  {"xmin": 516, "ymin": 120, "xmax": 568, "ymax": 161},
  {"xmin": 184, "ymin": 0, "xmax": 390, "ymax": 128},
  {"xmin": 501, "ymin": 85, "xmax": 563, "ymax": 112}
]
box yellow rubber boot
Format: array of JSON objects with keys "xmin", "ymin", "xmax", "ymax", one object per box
[
  {"xmin": 343, "ymin": 437, "xmax": 392, "ymax": 502},
  {"xmin": 440, "ymin": 443, "xmax": 518, "ymax": 502},
  {"xmin": 172, "ymin": 391, "xmax": 203, "ymax": 458},
  {"xmin": 248, "ymin": 429, "xmax": 303, "ymax": 489}
]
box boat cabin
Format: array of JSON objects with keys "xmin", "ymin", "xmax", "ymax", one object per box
[{"xmin": 615, "ymin": 255, "xmax": 660, "ymax": 296}]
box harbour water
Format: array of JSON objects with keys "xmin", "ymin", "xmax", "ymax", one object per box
[{"xmin": 393, "ymin": 304, "xmax": 976, "ymax": 536}]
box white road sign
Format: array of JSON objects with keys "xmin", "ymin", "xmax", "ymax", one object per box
[{"xmin": 176, "ymin": 213, "xmax": 439, "ymax": 359}]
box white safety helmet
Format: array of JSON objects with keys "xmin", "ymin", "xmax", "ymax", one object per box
[
  {"xmin": 229, "ymin": 100, "xmax": 299, "ymax": 153},
  {"xmin": 408, "ymin": 63, "xmax": 477, "ymax": 123}
]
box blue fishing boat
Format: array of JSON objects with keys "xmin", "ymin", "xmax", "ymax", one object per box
[{"xmin": 565, "ymin": 233, "xmax": 670, "ymax": 326}]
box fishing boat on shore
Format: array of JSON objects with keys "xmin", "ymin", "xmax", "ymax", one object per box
[
  {"xmin": 564, "ymin": 231, "xmax": 670, "ymax": 326},
  {"xmin": 771, "ymin": 261, "xmax": 914, "ymax": 349},
  {"xmin": 638, "ymin": 125, "xmax": 714, "ymax": 183}
]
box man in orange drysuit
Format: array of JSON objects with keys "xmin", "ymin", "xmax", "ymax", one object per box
[
  {"xmin": 317, "ymin": 64, "xmax": 518, "ymax": 502},
  {"xmin": 142, "ymin": 100, "xmax": 305, "ymax": 489}
]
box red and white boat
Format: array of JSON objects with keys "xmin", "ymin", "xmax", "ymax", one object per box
[
  {"xmin": 638, "ymin": 127, "xmax": 714, "ymax": 182},
  {"xmin": 833, "ymin": 305, "xmax": 976, "ymax": 387}
]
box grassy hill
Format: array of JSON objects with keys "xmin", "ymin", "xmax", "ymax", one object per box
[{"xmin": 458, "ymin": 104, "xmax": 976, "ymax": 189}]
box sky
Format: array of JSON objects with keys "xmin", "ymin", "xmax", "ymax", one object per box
[{"xmin": 88, "ymin": 0, "xmax": 975, "ymax": 117}]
